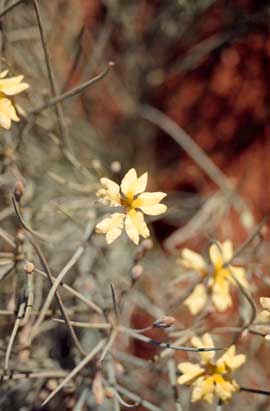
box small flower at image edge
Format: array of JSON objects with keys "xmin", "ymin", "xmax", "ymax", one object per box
[
  {"xmin": 259, "ymin": 297, "xmax": 270, "ymax": 341},
  {"xmin": 179, "ymin": 240, "xmax": 248, "ymax": 314},
  {"xmin": 177, "ymin": 333, "xmax": 246, "ymax": 404},
  {"xmin": 0, "ymin": 69, "xmax": 29, "ymax": 129},
  {"xmin": 95, "ymin": 168, "xmax": 167, "ymax": 245}
]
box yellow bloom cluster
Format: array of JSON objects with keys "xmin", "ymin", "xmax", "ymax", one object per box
[
  {"xmin": 0, "ymin": 70, "xmax": 29, "ymax": 129},
  {"xmin": 259, "ymin": 297, "xmax": 270, "ymax": 341},
  {"xmin": 178, "ymin": 333, "xmax": 246, "ymax": 404},
  {"xmin": 95, "ymin": 168, "xmax": 167, "ymax": 245},
  {"xmin": 179, "ymin": 240, "xmax": 248, "ymax": 314}
]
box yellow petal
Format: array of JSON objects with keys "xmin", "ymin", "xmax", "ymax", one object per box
[
  {"xmin": 97, "ymin": 178, "xmax": 121, "ymax": 206},
  {"xmin": 120, "ymin": 168, "xmax": 148, "ymax": 199},
  {"xmin": 260, "ymin": 297, "xmax": 270, "ymax": 311},
  {"xmin": 191, "ymin": 376, "xmax": 214, "ymax": 404},
  {"xmin": 191, "ymin": 333, "xmax": 215, "ymax": 364},
  {"xmin": 132, "ymin": 192, "xmax": 167, "ymax": 215},
  {"xmin": 257, "ymin": 309, "xmax": 270, "ymax": 322},
  {"xmin": 95, "ymin": 213, "xmax": 125, "ymax": 244},
  {"xmin": 0, "ymin": 113, "xmax": 11, "ymax": 129},
  {"xmin": 184, "ymin": 284, "xmax": 207, "ymax": 315},
  {"xmin": 214, "ymin": 375, "xmax": 238, "ymax": 402},
  {"xmin": 0, "ymin": 70, "xmax": 8, "ymax": 79},
  {"xmin": 0, "ymin": 97, "xmax": 19, "ymax": 129},
  {"xmin": 177, "ymin": 362, "xmax": 204, "ymax": 384},
  {"xmin": 217, "ymin": 345, "xmax": 246, "ymax": 372},
  {"xmin": 222, "ymin": 240, "xmax": 233, "ymax": 262},
  {"xmin": 135, "ymin": 172, "xmax": 148, "ymax": 194},
  {"xmin": 180, "ymin": 248, "xmax": 207, "ymax": 273},
  {"xmin": 125, "ymin": 209, "xmax": 150, "ymax": 245},
  {"xmin": 0, "ymin": 75, "xmax": 29, "ymax": 95},
  {"xmin": 230, "ymin": 266, "xmax": 248, "ymax": 288},
  {"xmin": 209, "ymin": 242, "xmax": 224, "ymax": 269},
  {"xmin": 211, "ymin": 277, "xmax": 232, "ymax": 311},
  {"xmin": 100, "ymin": 177, "xmax": 120, "ymax": 193}
]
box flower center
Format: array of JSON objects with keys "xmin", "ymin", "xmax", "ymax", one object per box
[{"xmin": 120, "ymin": 195, "xmax": 134, "ymax": 212}]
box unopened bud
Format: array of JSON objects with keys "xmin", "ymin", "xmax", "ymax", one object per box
[
  {"xmin": 114, "ymin": 361, "xmax": 125, "ymax": 376},
  {"xmin": 105, "ymin": 387, "xmax": 115, "ymax": 399},
  {"xmin": 131, "ymin": 264, "xmax": 144, "ymax": 281},
  {"xmin": 141, "ymin": 239, "xmax": 153, "ymax": 251},
  {"xmin": 14, "ymin": 181, "xmax": 24, "ymax": 202},
  {"xmin": 24, "ymin": 262, "xmax": 35, "ymax": 274},
  {"xmin": 16, "ymin": 230, "xmax": 25, "ymax": 243},
  {"xmin": 46, "ymin": 379, "xmax": 58, "ymax": 391},
  {"xmin": 110, "ymin": 160, "xmax": 121, "ymax": 173},
  {"xmin": 134, "ymin": 239, "xmax": 153, "ymax": 263},
  {"xmin": 92, "ymin": 371, "xmax": 104, "ymax": 405},
  {"xmin": 153, "ymin": 316, "xmax": 176, "ymax": 329},
  {"xmin": 92, "ymin": 159, "xmax": 102, "ymax": 171}
]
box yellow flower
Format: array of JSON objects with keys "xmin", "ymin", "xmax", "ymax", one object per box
[
  {"xmin": 0, "ymin": 69, "xmax": 29, "ymax": 129},
  {"xmin": 96, "ymin": 168, "xmax": 167, "ymax": 245},
  {"xmin": 179, "ymin": 240, "xmax": 248, "ymax": 314},
  {"xmin": 259, "ymin": 297, "xmax": 270, "ymax": 341},
  {"xmin": 178, "ymin": 333, "xmax": 246, "ymax": 404}
]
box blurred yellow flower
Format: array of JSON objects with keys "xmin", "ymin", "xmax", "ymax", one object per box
[
  {"xmin": 0, "ymin": 70, "xmax": 29, "ymax": 129},
  {"xmin": 259, "ymin": 297, "xmax": 270, "ymax": 341},
  {"xmin": 96, "ymin": 168, "xmax": 167, "ymax": 245},
  {"xmin": 179, "ymin": 240, "xmax": 248, "ymax": 314},
  {"xmin": 178, "ymin": 333, "xmax": 246, "ymax": 404}
]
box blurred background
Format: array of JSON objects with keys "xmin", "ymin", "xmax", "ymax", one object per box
[{"xmin": 0, "ymin": 0, "xmax": 269, "ymax": 410}]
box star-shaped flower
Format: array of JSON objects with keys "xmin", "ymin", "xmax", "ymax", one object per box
[
  {"xmin": 95, "ymin": 168, "xmax": 167, "ymax": 245},
  {"xmin": 0, "ymin": 70, "xmax": 29, "ymax": 129},
  {"xmin": 179, "ymin": 240, "xmax": 248, "ymax": 314},
  {"xmin": 177, "ymin": 333, "xmax": 246, "ymax": 404}
]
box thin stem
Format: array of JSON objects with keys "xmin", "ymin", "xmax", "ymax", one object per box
[
  {"xmin": 27, "ymin": 235, "xmax": 86, "ymax": 357},
  {"xmin": 168, "ymin": 358, "xmax": 182, "ymax": 411},
  {"xmin": 240, "ymin": 387, "xmax": 270, "ymax": 396},
  {"xmin": 52, "ymin": 318, "xmax": 111, "ymax": 330},
  {"xmin": 115, "ymin": 384, "xmax": 162, "ymax": 411},
  {"xmin": 42, "ymin": 339, "xmax": 106, "ymax": 407},
  {"xmin": 225, "ymin": 214, "xmax": 268, "ymax": 266},
  {"xmin": 0, "ymin": 369, "xmax": 67, "ymax": 381},
  {"xmin": 4, "ymin": 303, "xmax": 25, "ymax": 370},
  {"xmin": 0, "ymin": 228, "xmax": 16, "ymax": 248},
  {"xmin": 31, "ymin": 63, "xmax": 113, "ymax": 115},
  {"xmin": 110, "ymin": 282, "xmax": 120, "ymax": 321},
  {"xmin": 35, "ymin": 268, "xmax": 102, "ymax": 314},
  {"xmin": 98, "ymin": 329, "xmax": 118, "ymax": 364},
  {"xmin": 119, "ymin": 326, "xmax": 224, "ymax": 353},
  {"xmin": 32, "ymin": 0, "xmax": 70, "ymax": 148},
  {"xmin": 31, "ymin": 222, "xmax": 93, "ymax": 339},
  {"xmin": 0, "ymin": 0, "xmax": 25, "ymax": 18},
  {"xmin": 11, "ymin": 194, "xmax": 49, "ymax": 241}
]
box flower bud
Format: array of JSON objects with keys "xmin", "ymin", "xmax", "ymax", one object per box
[
  {"xmin": 24, "ymin": 262, "xmax": 35, "ymax": 274},
  {"xmin": 92, "ymin": 159, "xmax": 102, "ymax": 171},
  {"xmin": 153, "ymin": 316, "xmax": 176, "ymax": 329},
  {"xmin": 14, "ymin": 181, "xmax": 24, "ymax": 202},
  {"xmin": 16, "ymin": 229, "xmax": 25, "ymax": 243},
  {"xmin": 92, "ymin": 371, "xmax": 104, "ymax": 405},
  {"xmin": 110, "ymin": 160, "xmax": 121, "ymax": 173},
  {"xmin": 131, "ymin": 264, "xmax": 144, "ymax": 281},
  {"xmin": 105, "ymin": 387, "xmax": 115, "ymax": 399},
  {"xmin": 141, "ymin": 239, "xmax": 153, "ymax": 251}
]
